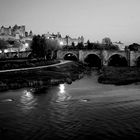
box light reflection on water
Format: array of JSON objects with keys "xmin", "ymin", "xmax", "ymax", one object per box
[
  {"xmin": 56, "ymin": 84, "xmax": 71, "ymax": 102},
  {"xmin": 20, "ymin": 89, "xmax": 37, "ymax": 113},
  {"xmin": 1, "ymin": 71, "xmax": 140, "ymax": 139}
]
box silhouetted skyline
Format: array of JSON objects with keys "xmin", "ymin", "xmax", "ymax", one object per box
[{"xmin": 0, "ymin": 0, "xmax": 140, "ymax": 45}]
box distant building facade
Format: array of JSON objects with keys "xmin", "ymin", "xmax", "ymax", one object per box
[
  {"xmin": 0, "ymin": 25, "xmax": 33, "ymax": 39},
  {"xmin": 43, "ymin": 32, "xmax": 84, "ymax": 46},
  {"xmin": 113, "ymin": 41, "xmax": 125, "ymax": 50},
  {"xmin": 64, "ymin": 35, "xmax": 84, "ymax": 46},
  {"xmin": 0, "ymin": 25, "xmax": 33, "ymax": 53}
]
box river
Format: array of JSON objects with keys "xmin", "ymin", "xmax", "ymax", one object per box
[{"xmin": 0, "ymin": 71, "xmax": 140, "ymax": 140}]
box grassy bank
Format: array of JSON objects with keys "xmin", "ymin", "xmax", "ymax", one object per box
[
  {"xmin": 0, "ymin": 59, "xmax": 60, "ymax": 70},
  {"xmin": 0, "ymin": 61, "xmax": 85, "ymax": 92},
  {"xmin": 98, "ymin": 66, "xmax": 140, "ymax": 85}
]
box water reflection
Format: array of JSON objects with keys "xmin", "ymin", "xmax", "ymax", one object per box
[
  {"xmin": 56, "ymin": 84, "xmax": 71, "ymax": 102},
  {"xmin": 60, "ymin": 84, "xmax": 65, "ymax": 93},
  {"xmin": 2, "ymin": 71, "xmax": 140, "ymax": 139},
  {"xmin": 20, "ymin": 89, "xmax": 37, "ymax": 113},
  {"xmin": 1, "ymin": 98, "xmax": 13, "ymax": 102}
]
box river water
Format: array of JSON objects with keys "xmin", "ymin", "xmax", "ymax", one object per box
[{"xmin": 0, "ymin": 71, "xmax": 140, "ymax": 140}]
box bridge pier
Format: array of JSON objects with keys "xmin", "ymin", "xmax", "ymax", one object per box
[
  {"xmin": 130, "ymin": 51, "xmax": 138, "ymax": 66},
  {"xmin": 102, "ymin": 50, "xmax": 108, "ymax": 66},
  {"xmin": 79, "ymin": 50, "xmax": 84, "ymax": 62}
]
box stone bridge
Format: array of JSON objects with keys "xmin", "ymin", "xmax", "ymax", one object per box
[{"xmin": 57, "ymin": 49, "xmax": 140, "ymax": 66}]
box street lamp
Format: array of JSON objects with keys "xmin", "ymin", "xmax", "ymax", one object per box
[
  {"xmin": 4, "ymin": 49, "xmax": 8, "ymax": 53},
  {"xmin": 25, "ymin": 43, "xmax": 29, "ymax": 47},
  {"xmin": 60, "ymin": 41, "xmax": 64, "ymax": 46}
]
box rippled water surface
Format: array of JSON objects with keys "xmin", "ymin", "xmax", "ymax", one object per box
[{"xmin": 1, "ymin": 71, "xmax": 140, "ymax": 140}]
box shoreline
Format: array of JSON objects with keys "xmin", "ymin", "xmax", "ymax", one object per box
[
  {"xmin": 0, "ymin": 59, "xmax": 60, "ymax": 71},
  {"xmin": 1, "ymin": 59, "xmax": 140, "ymax": 92},
  {"xmin": 0, "ymin": 61, "xmax": 86, "ymax": 92}
]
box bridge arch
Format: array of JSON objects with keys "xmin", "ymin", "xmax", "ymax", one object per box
[
  {"xmin": 84, "ymin": 54, "xmax": 101, "ymax": 67},
  {"xmin": 108, "ymin": 54, "xmax": 128, "ymax": 66},
  {"xmin": 63, "ymin": 53, "xmax": 78, "ymax": 61}
]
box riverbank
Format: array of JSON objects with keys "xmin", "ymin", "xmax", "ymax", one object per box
[
  {"xmin": 0, "ymin": 59, "xmax": 60, "ymax": 70},
  {"xmin": 0, "ymin": 61, "xmax": 86, "ymax": 92},
  {"xmin": 98, "ymin": 66, "xmax": 140, "ymax": 85}
]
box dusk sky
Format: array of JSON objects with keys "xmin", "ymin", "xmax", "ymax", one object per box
[{"xmin": 0, "ymin": 0, "xmax": 140, "ymax": 45}]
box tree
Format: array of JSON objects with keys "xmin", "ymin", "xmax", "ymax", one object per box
[
  {"xmin": 72, "ymin": 42, "xmax": 75, "ymax": 47},
  {"xmin": 128, "ymin": 43, "xmax": 140, "ymax": 51},
  {"xmin": 30, "ymin": 35, "xmax": 46, "ymax": 58},
  {"xmin": 30, "ymin": 35, "xmax": 59, "ymax": 59},
  {"xmin": 87, "ymin": 40, "xmax": 90, "ymax": 45},
  {"xmin": 105, "ymin": 44, "xmax": 119, "ymax": 50},
  {"xmin": 77, "ymin": 42, "xmax": 84, "ymax": 49},
  {"xmin": 86, "ymin": 40, "xmax": 93, "ymax": 49},
  {"xmin": 102, "ymin": 37, "xmax": 112, "ymax": 45},
  {"xmin": 45, "ymin": 39, "xmax": 59, "ymax": 59},
  {"xmin": 0, "ymin": 39, "xmax": 9, "ymax": 52}
]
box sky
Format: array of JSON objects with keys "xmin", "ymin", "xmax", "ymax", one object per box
[{"xmin": 0, "ymin": 0, "xmax": 140, "ymax": 45}]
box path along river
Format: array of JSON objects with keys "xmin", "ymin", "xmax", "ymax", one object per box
[{"xmin": 0, "ymin": 71, "xmax": 140, "ymax": 140}]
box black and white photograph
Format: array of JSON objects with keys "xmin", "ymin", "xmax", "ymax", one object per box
[{"xmin": 0, "ymin": 0, "xmax": 140, "ymax": 139}]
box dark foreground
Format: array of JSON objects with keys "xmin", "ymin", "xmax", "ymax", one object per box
[
  {"xmin": 1, "ymin": 71, "xmax": 140, "ymax": 140},
  {"xmin": 98, "ymin": 66, "xmax": 140, "ymax": 85},
  {"xmin": 0, "ymin": 61, "xmax": 85, "ymax": 92},
  {"xmin": 1, "ymin": 60, "xmax": 140, "ymax": 92}
]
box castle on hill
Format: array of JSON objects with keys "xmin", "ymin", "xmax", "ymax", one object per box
[{"xmin": 0, "ymin": 25, "xmax": 33, "ymax": 39}]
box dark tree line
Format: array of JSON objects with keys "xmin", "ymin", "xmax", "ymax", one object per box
[
  {"xmin": 63, "ymin": 41, "xmax": 119, "ymax": 51},
  {"xmin": 126, "ymin": 43, "xmax": 140, "ymax": 51},
  {"xmin": 0, "ymin": 39, "xmax": 9, "ymax": 52},
  {"xmin": 30, "ymin": 35, "xmax": 46, "ymax": 58},
  {"xmin": 63, "ymin": 37, "xmax": 119, "ymax": 50},
  {"xmin": 30, "ymin": 35, "xmax": 59, "ymax": 59}
]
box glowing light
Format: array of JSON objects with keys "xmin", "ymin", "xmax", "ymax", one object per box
[
  {"xmin": 25, "ymin": 43, "xmax": 29, "ymax": 47},
  {"xmin": 57, "ymin": 84, "xmax": 66, "ymax": 102},
  {"xmin": 20, "ymin": 89, "xmax": 37, "ymax": 113},
  {"xmin": 59, "ymin": 84, "xmax": 65, "ymax": 94},
  {"xmin": 0, "ymin": 50, "xmax": 2, "ymax": 53},
  {"xmin": 60, "ymin": 41, "xmax": 64, "ymax": 46},
  {"xmin": 56, "ymin": 84, "xmax": 71, "ymax": 102},
  {"xmin": 4, "ymin": 49, "xmax": 8, "ymax": 53},
  {"xmin": 22, "ymin": 90, "xmax": 34, "ymax": 102}
]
